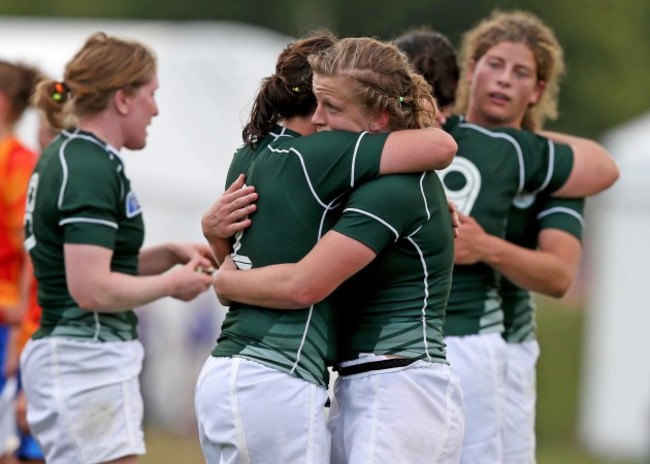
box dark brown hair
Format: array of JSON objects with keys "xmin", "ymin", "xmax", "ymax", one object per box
[
  {"xmin": 242, "ymin": 30, "xmax": 337, "ymax": 147},
  {"xmin": 395, "ymin": 29, "xmax": 459, "ymax": 109}
]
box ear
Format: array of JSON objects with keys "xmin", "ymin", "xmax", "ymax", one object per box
[
  {"xmin": 113, "ymin": 89, "xmax": 130, "ymax": 116},
  {"xmin": 368, "ymin": 109, "xmax": 389, "ymax": 132},
  {"xmin": 529, "ymin": 79, "xmax": 546, "ymax": 106}
]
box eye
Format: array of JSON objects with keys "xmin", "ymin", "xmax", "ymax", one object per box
[
  {"xmin": 486, "ymin": 58, "xmax": 503, "ymax": 69},
  {"xmin": 515, "ymin": 68, "xmax": 533, "ymax": 79},
  {"xmin": 326, "ymin": 102, "xmax": 339, "ymax": 112}
]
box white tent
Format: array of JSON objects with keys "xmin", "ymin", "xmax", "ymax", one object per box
[
  {"xmin": 3, "ymin": 17, "xmax": 288, "ymax": 429},
  {"xmin": 579, "ymin": 111, "xmax": 650, "ymax": 460}
]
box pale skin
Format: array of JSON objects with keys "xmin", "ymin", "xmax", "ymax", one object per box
[
  {"xmin": 202, "ymin": 72, "xmax": 458, "ymax": 264},
  {"xmin": 457, "ymin": 40, "xmax": 617, "ymax": 297},
  {"xmin": 213, "ymin": 72, "xmax": 451, "ymax": 311},
  {"xmin": 66, "ymin": 74, "xmax": 213, "ymax": 316}
]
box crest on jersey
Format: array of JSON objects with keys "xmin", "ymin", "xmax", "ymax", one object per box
[
  {"xmin": 439, "ymin": 157, "xmax": 482, "ymax": 215},
  {"xmin": 125, "ymin": 191, "xmax": 142, "ymax": 218}
]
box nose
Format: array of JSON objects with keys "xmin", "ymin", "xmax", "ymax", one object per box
[
  {"xmin": 311, "ymin": 103, "xmax": 325, "ymax": 126},
  {"xmin": 496, "ymin": 68, "xmax": 512, "ymax": 87}
]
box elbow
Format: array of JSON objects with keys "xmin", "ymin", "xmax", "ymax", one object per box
[
  {"xmin": 546, "ymin": 276, "xmax": 574, "ymax": 298},
  {"xmin": 289, "ymin": 286, "xmax": 329, "ymax": 308},
  {"xmin": 440, "ymin": 134, "xmax": 458, "ymax": 169},
  {"xmin": 289, "ymin": 279, "xmax": 333, "ymax": 308},
  {"xmin": 603, "ymin": 160, "xmax": 620, "ymax": 190},
  {"xmin": 73, "ymin": 296, "xmax": 102, "ymax": 311},
  {"xmin": 69, "ymin": 286, "xmax": 106, "ymax": 311}
]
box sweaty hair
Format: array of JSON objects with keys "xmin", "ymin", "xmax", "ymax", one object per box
[
  {"xmin": 0, "ymin": 61, "xmax": 43, "ymax": 125},
  {"xmin": 395, "ymin": 29, "xmax": 459, "ymax": 110},
  {"xmin": 33, "ymin": 32, "xmax": 157, "ymax": 130},
  {"xmin": 309, "ymin": 37, "xmax": 436, "ymax": 131},
  {"xmin": 242, "ymin": 30, "xmax": 337, "ymax": 147},
  {"xmin": 454, "ymin": 10, "xmax": 565, "ymax": 131}
]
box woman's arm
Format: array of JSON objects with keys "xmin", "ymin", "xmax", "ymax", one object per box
[
  {"xmin": 138, "ymin": 242, "xmax": 216, "ymax": 275},
  {"xmin": 541, "ymin": 131, "xmax": 619, "ymax": 198},
  {"xmin": 379, "ymin": 127, "xmax": 457, "ymax": 173},
  {"xmin": 65, "ymin": 244, "xmax": 213, "ymax": 311},
  {"xmin": 213, "ymin": 231, "xmax": 376, "ymax": 309},
  {"xmin": 455, "ymin": 214, "xmax": 581, "ymax": 297}
]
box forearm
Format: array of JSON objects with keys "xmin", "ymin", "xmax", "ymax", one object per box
[
  {"xmin": 214, "ymin": 264, "xmax": 314, "ymax": 309},
  {"xmin": 542, "ymin": 131, "xmax": 619, "ymax": 197},
  {"xmin": 479, "ymin": 235, "xmax": 574, "ymax": 297},
  {"xmin": 138, "ymin": 243, "xmax": 179, "ymax": 275},
  {"xmin": 208, "ymin": 237, "xmax": 232, "ymax": 267},
  {"xmin": 72, "ymin": 271, "xmax": 176, "ymax": 312},
  {"xmin": 214, "ymin": 231, "xmax": 376, "ymax": 309}
]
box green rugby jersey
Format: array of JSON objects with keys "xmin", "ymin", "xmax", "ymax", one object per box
[
  {"xmin": 24, "ymin": 129, "xmax": 143, "ymax": 341},
  {"xmin": 213, "ymin": 126, "xmax": 389, "ymax": 387},
  {"xmin": 331, "ymin": 172, "xmax": 454, "ymax": 364},
  {"xmin": 441, "ymin": 116, "xmax": 574, "ymax": 336},
  {"xmin": 502, "ymin": 195, "xmax": 585, "ymax": 343}
]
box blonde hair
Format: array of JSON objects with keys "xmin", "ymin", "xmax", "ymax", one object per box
[
  {"xmin": 454, "ymin": 10, "xmax": 565, "ymax": 131},
  {"xmin": 33, "ymin": 32, "xmax": 157, "ymax": 130},
  {"xmin": 309, "ymin": 37, "xmax": 436, "ymax": 130}
]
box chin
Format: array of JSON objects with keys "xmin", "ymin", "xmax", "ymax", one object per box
[{"xmin": 124, "ymin": 140, "xmax": 147, "ymax": 151}]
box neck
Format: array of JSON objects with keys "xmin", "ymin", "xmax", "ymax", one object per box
[
  {"xmin": 282, "ymin": 115, "xmax": 315, "ymax": 136},
  {"xmin": 465, "ymin": 106, "xmax": 522, "ymax": 130},
  {"xmin": 78, "ymin": 112, "xmax": 122, "ymax": 150}
]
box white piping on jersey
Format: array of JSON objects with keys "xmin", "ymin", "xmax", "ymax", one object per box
[
  {"xmin": 92, "ymin": 312, "xmax": 101, "ymax": 342},
  {"xmin": 459, "ymin": 121, "xmax": 526, "ymax": 193},
  {"xmin": 293, "ymin": 195, "xmax": 343, "ymax": 375},
  {"xmin": 350, "ymin": 132, "xmax": 369, "ymax": 188},
  {"xmin": 534, "ymin": 140, "xmax": 555, "ymax": 194},
  {"xmin": 343, "ymin": 208, "xmax": 400, "ymax": 241},
  {"xmin": 269, "ymin": 127, "xmax": 290, "ymax": 139},
  {"xmin": 406, "ymin": 235, "xmax": 432, "ymax": 361},
  {"xmin": 267, "ymin": 145, "xmax": 332, "ymax": 208},
  {"xmin": 58, "ymin": 129, "xmax": 126, "ymax": 209},
  {"xmin": 419, "ymin": 172, "xmax": 431, "ymax": 220},
  {"xmin": 266, "ymin": 131, "xmax": 367, "ymax": 208},
  {"xmin": 290, "ymin": 305, "xmax": 315, "ymax": 376},
  {"xmin": 59, "ymin": 217, "xmax": 119, "ymax": 229},
  {"xmin": 537, "ymin": 206, "xmax": 585, "ymax": 226}
]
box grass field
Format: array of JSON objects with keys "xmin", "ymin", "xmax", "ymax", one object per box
[{"xmin": 141, "ymin": 297, "xmax": 646, "ymax": 464}]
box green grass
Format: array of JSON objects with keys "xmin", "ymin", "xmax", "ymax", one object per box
[
  {"xmin": 535, "ymin": 297, "xmax": 644, "ymax": 464},
  {"xmin": 141, "ymin": 297, "xmax": 646, "ymax": 463}
]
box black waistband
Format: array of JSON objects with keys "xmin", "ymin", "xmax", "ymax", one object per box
[{"xmin": 334, "ymin": 358, "xmax": 417, "ymax": 376}]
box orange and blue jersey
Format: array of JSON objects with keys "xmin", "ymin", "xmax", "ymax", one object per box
[
  {"xmin": 0, "ymin": 137, "xmax": 36, "ymax": 308},
  {"xmin": 0, "ymin": 137, "xmax": 36, "ymax": 383}
]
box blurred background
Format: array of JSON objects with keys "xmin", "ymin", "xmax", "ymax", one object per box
[{"xmin": 2, "ymin": 0, "xmax": 649, "ymax": 462}]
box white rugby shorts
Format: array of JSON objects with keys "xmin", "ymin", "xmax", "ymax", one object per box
[{"xmin": 20, "ymin": 337, "xmax": 145, "ymax": 464}]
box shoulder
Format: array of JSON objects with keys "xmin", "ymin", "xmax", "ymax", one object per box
[{"xmin": 350, "ymin": 173, "xmax": 425, "ymax": 207}]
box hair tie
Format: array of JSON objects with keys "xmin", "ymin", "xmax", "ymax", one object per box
[
  {"xmin": 291, "ymin": 85, "xmax": 306, "ymax": 93},
  {"xmin": 398, "ymin": 96, "xmax": 404, "ymax": 104},
  {"xmin": 51, "ymin": 82, "xmax": 69, "ymax": 103}
]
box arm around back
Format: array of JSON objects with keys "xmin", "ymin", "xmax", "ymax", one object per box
[
  {"xmin": 543, "ymin": 131, "xmax": 619, "ymax": 197},
  {"xmin": 214, "ymin": 231, "xmax": 377, "ymax": 309},
  {"xmin": 379, "ymin": 127, "xmax": 457, "ymax": 174}
]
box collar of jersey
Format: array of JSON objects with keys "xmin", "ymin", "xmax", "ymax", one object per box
[{"xmin": 62, "ymin": 128, "xmax": 123, "ymax": 161}]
